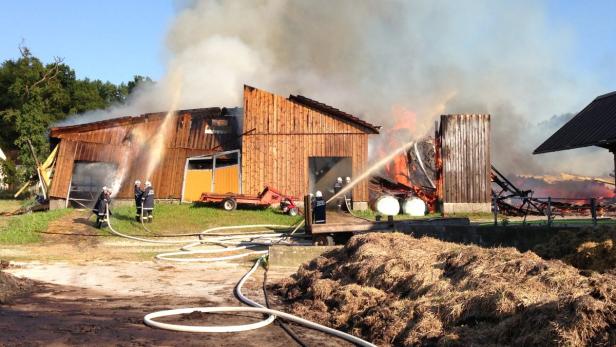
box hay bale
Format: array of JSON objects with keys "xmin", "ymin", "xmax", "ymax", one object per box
[{"xmin": 274, "ymin": 233, "xmax": 616, "ymax": 346}]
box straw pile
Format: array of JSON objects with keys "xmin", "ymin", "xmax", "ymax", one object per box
[
  {"xmin": 274, "ymin": 233, "xmax": 616, "ymax": 346},
  {"xmin": 533, "ymin": 227, "xmax": 616, "ymax": 273},
  {"xmin": 0, "ymin": 265, "xmax": 30, "ymax": 304}
]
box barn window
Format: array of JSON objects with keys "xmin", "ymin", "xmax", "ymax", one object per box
[
  {"xmin": 204, "ymin": 118, "xmax": 231, "ymax": 134},
  {"xmin": 187, "ymin": 158, "xmax": 213, "ymax": 170}
]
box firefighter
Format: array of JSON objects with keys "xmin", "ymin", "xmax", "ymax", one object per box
[
  {"xmin": 312, "ymin": 190, "xmax": 326, "ymax": 224},
  {"xmin": 93, "ymin": 186, "xmax": 111, "ymax": 228},
  {"xmin": 142, "ymin": 180, "xmax": 155, "ymax": 223},
  {"xmin": 344, "ymin": 176, "xmax": 353, "ymax": 211},
  {"xmin": 134, "ymin": 180, "xmax": 143, "ymax": 222},
  {"xmin": 334, "ymin": 177, "xmax": 344, "ymax": 211}
]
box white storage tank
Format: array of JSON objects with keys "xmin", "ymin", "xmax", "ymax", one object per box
[
  {"xmin": 371, "ymin": 195, "xmax": 400, "ymax": 216},
  {"xmin": 402, "ymin": 197, "xmax": 426, "ymax": 216}
]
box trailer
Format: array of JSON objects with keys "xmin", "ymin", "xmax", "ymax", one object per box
[{"xmin": 199, "ymin": 185, "xmax": 299, "ymax": 215}]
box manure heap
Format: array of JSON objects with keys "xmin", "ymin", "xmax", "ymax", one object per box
[
  {"xmin": 0, "ymin": 269, "xmax": 31, "ymax": 304},
  {"xmin": 274, "ymin": 233, "xmax": 616, "ymax": 346}
]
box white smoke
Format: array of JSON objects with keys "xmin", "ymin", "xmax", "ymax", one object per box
[{"xmin": 60, "ymin": 0, "xmax": 611, "ymax": 177}]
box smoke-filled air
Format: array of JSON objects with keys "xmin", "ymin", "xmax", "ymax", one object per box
[{"xmin": 60, "ymin": 0, "xmax": 612, "ymax": 178}]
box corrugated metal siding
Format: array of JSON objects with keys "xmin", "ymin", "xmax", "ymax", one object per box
[
  {"xmin": 534, "ymin": 92, "xmax": 616, "ymax": 154},
  {"xmin": 441, "ymin": 114, "xmax": 491, "ymax": 204},
  {"xmin": 48, "ymin": 109, "xmax": 237, "ymax": 200},
  {"xmin": 241, "ymin": 86, "xmax": 371, "ymax": 201}
]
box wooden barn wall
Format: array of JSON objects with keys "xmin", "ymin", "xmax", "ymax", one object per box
[
  {"xmin": 441, "ymin": 114, "xmax": 491, "ymax": 203},
  {"xmin": 241, "ymin": 86, "xmax": 370, "ymax": 201},
  {"xmin": 49, "ymin": 112, "xmax": 235, "ymax": 200},
  {"xmin": 52, "ymin": 113, "xmax": 234, "ymax": 150}
]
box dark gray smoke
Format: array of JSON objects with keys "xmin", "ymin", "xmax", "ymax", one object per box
[{"xmin": 63, "ymin": 0, "xmax": 610, "ymax": 177}]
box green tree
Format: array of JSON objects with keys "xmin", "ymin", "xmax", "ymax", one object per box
[{"xmin": 0, "ymin": 46, "xmax": 151, "ymax": 185}]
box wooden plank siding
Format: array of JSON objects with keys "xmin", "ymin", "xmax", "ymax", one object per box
[
  {"xmin": 241, "ymin": 86, "xmax": 375, "ymax": 202},
  {"xmin": 440, "ymin": 114, "xmax": 491, "ymax": 204},
  {"xmin": 48, "ymin": 108, "xmax": 238, "ymax": 200}
]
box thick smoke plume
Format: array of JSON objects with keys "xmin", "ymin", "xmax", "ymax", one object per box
[{"xmin": 62, "ymin": 0, "xmax": 610, "ymax": 178}]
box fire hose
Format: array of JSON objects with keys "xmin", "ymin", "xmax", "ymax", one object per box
[{"xmin": 103, "ymin": 204, "xmax": 376, "ymax": 346}]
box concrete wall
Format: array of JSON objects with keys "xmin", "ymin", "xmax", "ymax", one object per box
[
  {"xmin": 49, "ymin": 198, "xmax": 66, "ymax": 210},
  {"xmin": 443, "ymin": 202, "xmax": 491, "ymax": 214},
  {"xmin": 397, "ymin": 224, "xmax": 579, "ymax": 252}
]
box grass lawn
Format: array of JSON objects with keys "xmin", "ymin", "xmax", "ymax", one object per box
[
  {"xmin": 0, "ymin": 208, "xmax": 72, "ymax": 244},
  {"xmin": 98, "ymin": 203, "xmax": 303, "ymax": 236}
]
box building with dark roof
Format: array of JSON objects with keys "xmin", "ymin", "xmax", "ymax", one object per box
[
  {"xmin": 48, "ymin": 85, "xmax": 379, "ymax": 209},
  {"xmin": 534, "ymin": 92, "xmax": 616, "ymax": 154},
  {"xmin": 534, "ymin": 91, "xmax": 616, "ymax": 185}
]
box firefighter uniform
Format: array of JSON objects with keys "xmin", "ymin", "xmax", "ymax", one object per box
[
  {"xmin": 312, "ymin": 191, "xmax": 326, "ymax": 224},
  {"xmin": 334, "ymin": 177, "xmax": 343, "ymax": 211},
  {"xmin": 142, "ymin": 182, "xmax": 155, "ymax": 222},
  {"xmin": 343, "ymin": 176, "xmax": 353, "ymax": 212},
  {"xmin": 92, "ymin": 187, "xmax": 111, "ymax": 228},
  {"xmin": 134, "ymin": 181, "xmax": 143, "ymax": 221}
]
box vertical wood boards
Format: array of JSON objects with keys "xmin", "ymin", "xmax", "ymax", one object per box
[
  {"xmin": 440, "ymin": 114, "xmax": 491, "ymax": 204},
  {"xmin": 241, "ymin": 86, "xmax": 376, "ymax": 201},
  {"xmin": 48, "ymin": 109, "xmax": 236, "ymax": 200}
]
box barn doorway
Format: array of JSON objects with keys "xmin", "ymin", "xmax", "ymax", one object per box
[
  {"xmin": 308, "ymin": 157, "xmax": 352, "ymax": 201},
  {"xmin": 181, "ymin": 150, "xmax": 241, "ymax": 202},
  {"xmin": 68, "ymin": 161, "xmax": 118, "ymax": 208}
]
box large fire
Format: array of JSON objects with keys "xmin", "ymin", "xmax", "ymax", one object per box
[
  {"xmin": 375, "ymin": 104, "xmax": 616, "ymax": 216},
  {"xmin": 376, "ymin": 105, "xmax": 439, "ymax": 211},
  {"xmin": 382, "ymin": 105, "xmax": 416, "ymax": 183}
]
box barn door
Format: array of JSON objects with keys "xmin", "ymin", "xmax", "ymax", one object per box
[
  {"xmin": 308, "ymin": 157, "xmax": 352, "ymax": 201},
  {"xmin": 68, "ymin": 161, "xmax": 117, "ymax": 208}
]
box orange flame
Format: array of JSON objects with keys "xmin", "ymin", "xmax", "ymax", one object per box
[{"xmin": 376, "ymin": 105, "xmax": 439, "ymax": 212}]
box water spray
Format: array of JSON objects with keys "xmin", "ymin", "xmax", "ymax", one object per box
[
  {"xmin": 145, "ymin": 73, "xmax": 183, "ymax": 180},
  {"xmin": 327, "ymin": 140, "xmax": 415, "ymax": 204}
]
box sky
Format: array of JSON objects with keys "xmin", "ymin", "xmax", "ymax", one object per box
[
  {"xmin": 0, "ymin": 1, "xmax": 176, "ymax": 84},
  {"xmin": 545, "ymin": 0, "xmax": 616, "ymax": 89},
  {"xmin": 0, "ymin": 1, "xmax": 614, "ymax": 91}
]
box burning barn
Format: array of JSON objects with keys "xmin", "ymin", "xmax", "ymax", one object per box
[
  {"xmin": 47, "ymin": 85, "xmax": 379, "ymax": 210},
  {"xmin": 373, "ymin": 114, "xmax": 491, "ymax": 215}
]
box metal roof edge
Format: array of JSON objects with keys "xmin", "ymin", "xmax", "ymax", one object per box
[{"xmin": 594, "ymin": 90, "xmax": 616, "ymax": 101}]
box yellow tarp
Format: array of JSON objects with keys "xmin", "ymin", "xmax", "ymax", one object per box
[{"xmin": 14, "ymin": 145, "xmax": 58, "ymax": 198}]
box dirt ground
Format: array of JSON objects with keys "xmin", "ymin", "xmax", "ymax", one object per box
[{"xmin": 0, "ymin": 211, "xmax": 350, "ymax": 346}]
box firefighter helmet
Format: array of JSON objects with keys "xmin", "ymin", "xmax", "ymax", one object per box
[
  {"xmin": 135, "ymin": 180, "xmax": 141, "ymax": 185},
  {"xmin": 145, "ymin": 180, "xmax": 152, "ymax": 187},
  {"xmin": 315, "ymin": 190, "xmax": 323, "ymax": 198},
  {"xmin": 336, "ymin": 177, "xmax": 342, "ymax": 183}
]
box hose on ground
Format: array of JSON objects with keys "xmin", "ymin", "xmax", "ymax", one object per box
[
  {"xmin": 144, "ymin": 256, "xmax": 376, "ymax": 346},
  {"xmin": 262, "ymin": 261, "xmax": 308, "ymax": 347},
  {"xmin": 103, "ymin": 203, "xmax": 376, "ymax": 346}
]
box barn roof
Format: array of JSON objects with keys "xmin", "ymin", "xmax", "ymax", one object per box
[
  {"xmin": 288, "ymin": 94, "xmax": 380, "ymax": 134},
  {"xmin": 534, "ymin": 91, "xmax": 616, "ymax": 154},
  {"xmin": 50, "ymin": 107, "xmax": 235, "ymax": 138}
]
